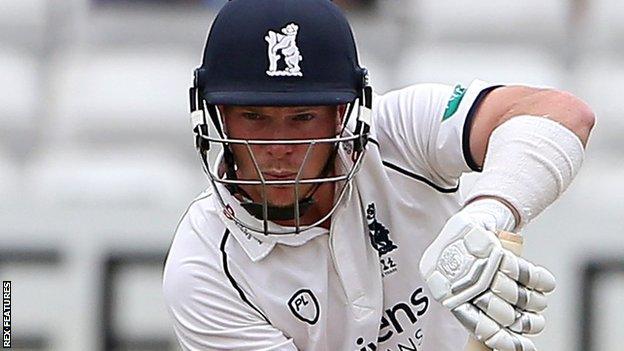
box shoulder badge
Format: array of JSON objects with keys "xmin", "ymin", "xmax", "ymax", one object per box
[{"xmin": 442, "ymin": 84, "xmax": 467, "ymax": 121}]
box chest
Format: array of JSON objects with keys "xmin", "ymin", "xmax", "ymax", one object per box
[{"xmin": 233, "ymin": 186, "xmax": 461, "ymax": 351}]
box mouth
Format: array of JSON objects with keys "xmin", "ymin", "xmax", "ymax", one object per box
[{"xmin": 264, "ymin": 172, "xmax": 298, "ymax": 180}]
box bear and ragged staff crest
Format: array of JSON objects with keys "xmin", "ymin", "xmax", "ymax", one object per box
[
  {"xmin": 265, "ymin": 23, "xmax": 303, "ymax": 77},
  {"xmin": 366, "ymin": 203, "xmax": 397, "ymax": 256}
]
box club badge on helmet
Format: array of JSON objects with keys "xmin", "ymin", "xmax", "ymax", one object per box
[{"xmin": 189, "ymin": 0, "xmax": 373, "ymax": 235}]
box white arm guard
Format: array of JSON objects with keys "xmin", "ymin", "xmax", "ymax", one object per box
[{"xmin": 464, "ymin": 115, "xmax": 585, "ymax": 230}]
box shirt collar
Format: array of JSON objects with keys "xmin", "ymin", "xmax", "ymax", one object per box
[{"xmin": 211, "ymin": 182, "xmax": 334, "ymax": 262}]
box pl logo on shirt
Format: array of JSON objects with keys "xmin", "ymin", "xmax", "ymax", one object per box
[{"xmin": 288, "ymin": 289, "xmax": 320, "ymax": 325}]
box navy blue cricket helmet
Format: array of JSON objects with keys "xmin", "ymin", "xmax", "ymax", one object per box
[
  {"xmin": 195, "ymin": 0, "xmax": 368, "ymax": 106},
  {"xmin": 189, "ymin": 0, "xmax": 373, "ymax": 236}
]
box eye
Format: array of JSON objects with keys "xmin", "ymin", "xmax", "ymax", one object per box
[
  {"xmin": 292, "ymin": 113, "xmax": 315, "ymax": 121},
  {"xmin": 242, "ymin": 112, "xmax": 263, "ymax": 121}
]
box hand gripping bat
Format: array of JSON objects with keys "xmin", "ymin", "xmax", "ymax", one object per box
[{"xmin": 464, "ymin": 231, "xmax": 524, "ymax": 351}]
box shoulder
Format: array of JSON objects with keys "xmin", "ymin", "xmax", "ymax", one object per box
[
  {"xmin": 373, "ymin": 80, "xmax": 498, "ymax": 118},
  {"xmin": 365, "ymin": 82, "xmax": 456, "ymax": 144},
  {"xmin": 369, "ymin": 83, "xmax": 457, "ymax": 142},
  {"xmin": 173, "ymin": 188, "xmax": 222, "ymax": 250},
  {"xmin": 161, "ymin": 191, "xmax": 291, "ymax": 350},
  {"xmin": 346, "ymin": 83, "xmax": 455, "ymax": 134},
  {"xmin": 373, "ymin": 83, "xmax": 455, "ymax": 114},
  {"xmin": 162, "ymin": 188, "xmax": 227, "ymax": 299}
]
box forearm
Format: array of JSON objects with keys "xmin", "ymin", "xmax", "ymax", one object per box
[
  {"xmin": 469, "ymin": 88, "xmax": 595, "ymax": 167},
  {"xmin": 494, "ymin": 89, "xmax": 595, "ymax": 148}
]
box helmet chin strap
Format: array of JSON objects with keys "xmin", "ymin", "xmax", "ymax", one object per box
[{"xmin": 240, "ymin": 196, "xmax": 316, "ymax": 221}]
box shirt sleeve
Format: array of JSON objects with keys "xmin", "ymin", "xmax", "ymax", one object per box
[
  {"xmin": 372, "ymin": 79, "xmax": 502, "ymax": 186},
  {"xmin": 162, "ymin": 211, "xmax": 298, "ymax": 351}
]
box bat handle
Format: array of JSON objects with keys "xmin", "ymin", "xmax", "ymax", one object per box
[{"xmin": 464, "ymin": 230, "xmax": 523, "ymax": 351}]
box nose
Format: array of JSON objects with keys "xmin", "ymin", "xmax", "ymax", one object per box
[
  {"xmin": 265, "ymin": 142, "xmax": 294, "ymax": 159},
  {"xmin": 262, "ymin": 121, "xmax": 298, "ymax": 159}
]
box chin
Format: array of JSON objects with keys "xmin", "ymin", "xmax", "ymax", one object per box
[
  {"xmin": 246, "ymin": 184, "xmax": 314, "ymax": 207},
  {"xmin": 266, "ymin": 186, "xmax": 310, "ymax": 207},
  {"xmin": 265, "ymin": 190, "xmax": 297, "ymax": 207}
]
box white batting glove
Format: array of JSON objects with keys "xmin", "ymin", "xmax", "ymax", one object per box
[{"xmin": 419, "ymin": 199, "xmax": 556, "ymax": 351}]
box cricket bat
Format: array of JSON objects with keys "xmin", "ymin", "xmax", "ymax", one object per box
[{"xmin": 464, "ymin": 230, "xmax": 524, "ymax": 351}]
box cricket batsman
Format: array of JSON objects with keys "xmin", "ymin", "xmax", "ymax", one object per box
[{"xmin": 162, "ymin": 0, "xmax": 595, "ymax": 350}]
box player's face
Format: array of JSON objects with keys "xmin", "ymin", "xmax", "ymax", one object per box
[{"xmin": 220, "ymin": 105, "xmax": 345, "ymax": 207}]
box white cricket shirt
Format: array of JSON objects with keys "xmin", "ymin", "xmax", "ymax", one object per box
[{"xmin": 163, "ymin": 80, "xmax": 500, "ymax": 351}]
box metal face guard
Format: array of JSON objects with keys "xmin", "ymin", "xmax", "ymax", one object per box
[{"xmin": 203, "ymin": 131, "xmax": 366, "ymax": 235}]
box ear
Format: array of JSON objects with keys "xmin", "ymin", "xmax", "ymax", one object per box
[
  {"xmin": 335, "ymin": 104, "xmax": 347, "ymax": 132},
  {"xmin": 337, "ymin": 104, "xmax": 347, "ymax": 116},
  {"xmin": 217, "ymin": 105, "xmax": 229, "ymax": 135},
  {"xmin": 217, "ymin": 104, "xmax": 225, "ymax": 116}
]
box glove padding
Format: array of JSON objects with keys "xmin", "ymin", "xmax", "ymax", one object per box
[{"xmin": 419, "ymin": 213, "xmax": 556, "ymax": 351}]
